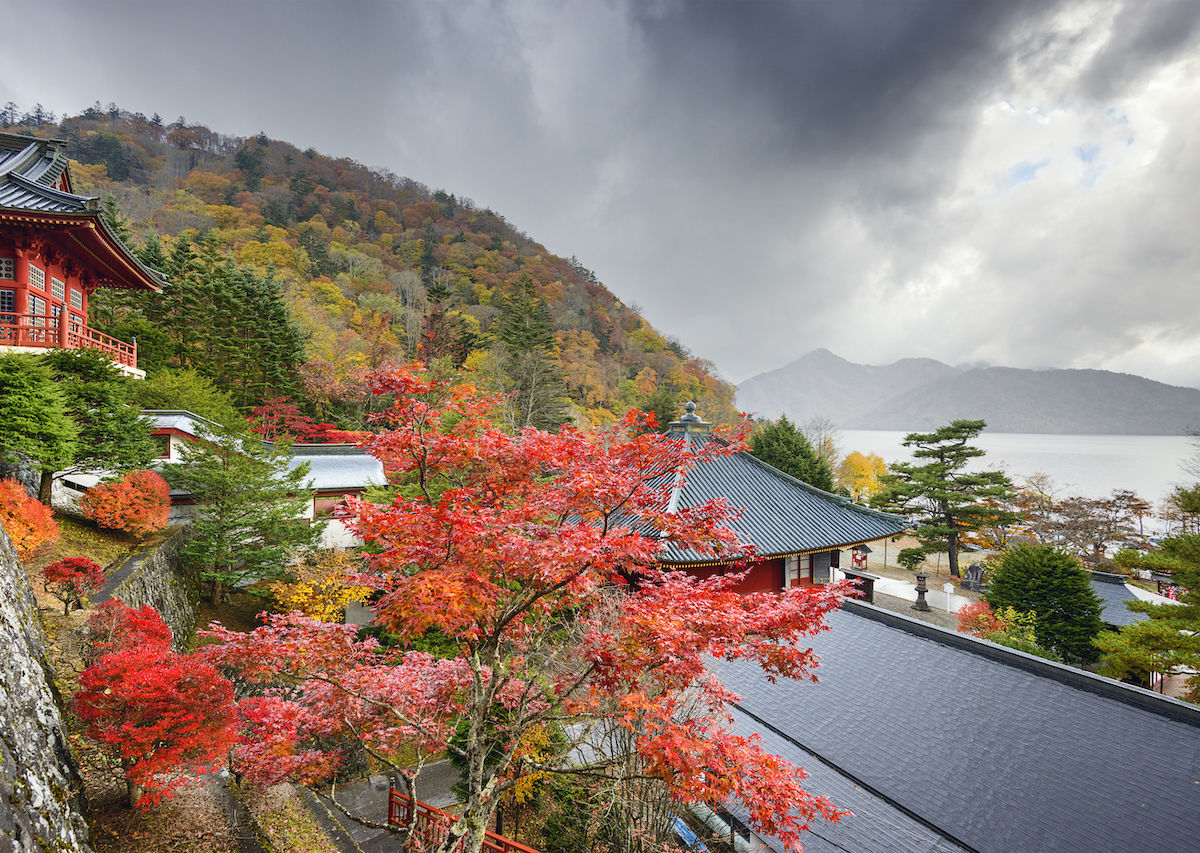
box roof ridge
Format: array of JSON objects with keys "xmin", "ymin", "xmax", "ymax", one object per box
[{"xmin": 729, "ymin": 702, "xmax": 979, "ymax": 853}]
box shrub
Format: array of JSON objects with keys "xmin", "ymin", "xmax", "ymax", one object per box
[
  {"xmin": 80, "ymin": 469, "xmax": 170, "ymax": 536},
  {"xmin": 0, "ymin": 478, "xmax": 58, "ymax": 559},
  {"xmin": 270, "ymin": 550, "xmax": 369, "ymax": 622},
  {"xmin": 42, "ymin": 556, "xmax": 105, "ymax": 615},
  {"xmin": 986, "ymin": 544, "xmax": 1104, "ymax": 663}
]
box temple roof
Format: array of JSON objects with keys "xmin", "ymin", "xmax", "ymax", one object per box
[
  {"xmin": 713, "ymin": 601, "xmax": 1200, "ymax": 852},
  {"xmin": 0, "ymin": 132, "xmax": 165, "ymax": 291},
  {"xmin": 660, "ymin": 405, "xmax": 907, "ymax": 563}
]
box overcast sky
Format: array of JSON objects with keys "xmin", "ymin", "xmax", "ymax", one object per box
[{"xmin": 4, "ymin": 0, "xmax": 1199, "ymax": 388}]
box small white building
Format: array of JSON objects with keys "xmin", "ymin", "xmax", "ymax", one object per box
[{"xmin": 143, "ymin": 410, "xmax": 386, "ymax": 548}]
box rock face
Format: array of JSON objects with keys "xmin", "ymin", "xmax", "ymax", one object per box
[
  {"xmin": 0, "ymin": 520, "xmax": 94, "ymax": 853},
  {"xmin": 93, "ymin": 527, "xmax": 199, "ymax": 648}
]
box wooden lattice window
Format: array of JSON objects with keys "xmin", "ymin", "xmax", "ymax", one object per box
[
  {"xmin": 69, "ymin": 288, "xmax": 83, "ymax": 310},
  {"xmin": 29, "ymin": 264, "xmax": 45, "ymax": 291},
  {"xmin": 0, "ymin": 258, "xmax": 13, "ymax": 280},
  {"xmin": 51, "ymin": 277, "xmax": 65, "ymax": 300},
  {"xmin": 0, "ymin": 289, "xmax": 13, "ymax": 314}
]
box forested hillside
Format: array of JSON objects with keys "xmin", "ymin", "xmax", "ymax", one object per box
[{"xmin": 2, "ymin": 102, "xmax": 735, "ymax": 430}]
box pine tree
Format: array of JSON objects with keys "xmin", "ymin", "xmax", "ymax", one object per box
[
  {"xmin": 42, "ymin": 348, "xmax": 158, "ymax": 491},
  {"xmin": 494, "ymin": 276, "xmax": 569, "ymax": 431},
  {"xmin": 872, "ymin": 419, "xmax": 1019, "ymax": 576},
  {"xmin": 986, "ymin": 544, "xmax": 1103, "ymax": 663},
  {"xmin": 749, "ymin": 415, "xmax": 835, "ymax": 492},
  {"xmin": 1098, "ymin": 532, "xmax": 1200, "ymax": 700}
]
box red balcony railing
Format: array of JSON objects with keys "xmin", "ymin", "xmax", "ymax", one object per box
[
  {"xmin": 0, "ymin": 312, "xmax": 137, "ymax": 368},
  {"xmin": 387, "ymin": 790, "xmax": 541, "ymax": 853}
]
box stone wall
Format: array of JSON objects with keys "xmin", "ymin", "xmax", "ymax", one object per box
[
  {"xmin": 93, "ymin": 526, "xmax": 199, "ymax": 649},
  {"xmin": 0, "ymin": 520, "xmax": 94, "ymax": 853}
]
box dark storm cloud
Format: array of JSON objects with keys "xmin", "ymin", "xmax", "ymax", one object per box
[
  {"xmin": 4, "ymin": 1, "xmax": 1199, "ymax": 389},
  {"xmin": 1081, "ymin": 0, "xmax": 1200, "ymax": 97}
]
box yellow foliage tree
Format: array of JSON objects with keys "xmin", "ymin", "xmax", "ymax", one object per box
[
  {"xmin": 270, "ymin": 550, "xmax": 370, "ymax": 622},
  {"xmin": 837, "ymin": 451, "xmax": 889, "ymax": 503}
]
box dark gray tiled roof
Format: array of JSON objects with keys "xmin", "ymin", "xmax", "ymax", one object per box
[
  {"xmin": 0, "ymin": 172, "xmax": 91, "ymax": 212},
  {"xmin": 723, "ymin": 710, "xmax": 971, "ymax": 853},
  {"xmin": 711, "ymin": 603, "xmax": 1200, "ymax": 853},
  {"xmin": 1090, "ymin": 571, "xmax": 1150, "ymax": 627},
  {"xmin": 0, "ymin": 135, "xmax": 94, "ymax": 213},
  {"xmin": 660, "ymin": 428, "xmax": 906, "ymax": 562}
]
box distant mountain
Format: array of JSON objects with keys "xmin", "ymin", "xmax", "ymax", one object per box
[{"xmin": 737, "ymin": 351, "xmax": 1200, "ymax": 435}]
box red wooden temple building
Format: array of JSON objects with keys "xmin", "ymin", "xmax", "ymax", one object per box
[
  {"xmin": 662, "ymin": 403, "xmax": 907, "ymax": 594},
  {"xmin": 0, "ymin": 132, "xmax": 165, "ymax": 375}
]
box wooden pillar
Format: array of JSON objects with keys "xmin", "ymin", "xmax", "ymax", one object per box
[
  {"xmin": 58, "ymin": 304, "xmax": 70, "ymax": 349},
  {"xmin": 11, "ymin": 250, "xmax": 29, "ymax": 346}
]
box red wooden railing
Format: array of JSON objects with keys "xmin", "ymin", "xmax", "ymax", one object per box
[
  {"xmin": 0, "ymin": 312, "xmax": 137, "ymax": 367},
  {"xmin": 387, "ymin": 790, "xmax": 541, "ymax": 853}
]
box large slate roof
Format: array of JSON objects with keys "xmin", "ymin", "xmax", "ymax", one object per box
[
  {"xmin": 711, "ymin": 602, "xmax": 1200, "ymax": 853},
  {"xmin": 659, "ymin": 423, "xmax": 906, "ymax": 563}
]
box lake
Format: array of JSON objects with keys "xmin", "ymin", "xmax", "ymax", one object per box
[{"xmin": 840, "ymin": 430, "xmax": 1197, "ymax": 511}]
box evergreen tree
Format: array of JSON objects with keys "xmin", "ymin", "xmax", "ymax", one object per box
[
  {"xmin": 133, "ymin": 369, "xmax": 244, "ymax": 428},
  {"xmin": 1098, "ymin": 531, "xmax": 1200, "ymax": 700},
  {"xmin": 749, "ymin": 415, "xmax": 835, "ymax": 492},
  {"xmin": 872, "ymin": 419, "xmax": 1019, "ymax": 576},
  {"xmin": 494, "ymin": 276, "xmax": 569, "ymax": 431},
  {"xmin": 42, "ymin": 349, "xmax": 158, "ymax": 493},
  {"xmin": 102, "ymin": 196, "xmax": 134, "ymax": 246},
  {"xmin": 164, "ymin": 421, "xmax": 321, "ymax": 605},
  {"xmin": 137, "ymin": 233, "xmax": 168, "ymax": 271},
  {"xmin": 986, "ymin": 544, "xmax": 1103, "ymax": 663},
  {"xmin": 0, "ymin": 355, "xmax": 79, "ymax": 501}
]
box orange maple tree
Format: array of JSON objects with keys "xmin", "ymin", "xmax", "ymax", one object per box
[
  {"xmin": 201, "ymin": 364, "xmax": 849, "ymax": 853},
  {"xmin": 0, "ymin": 478, "xmax": 58, "ymax": 559},
  {"xmin": 79, "ymin": 469, "xmax": 170, "ymax": 536}
]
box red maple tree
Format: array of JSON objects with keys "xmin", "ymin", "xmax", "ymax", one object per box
[
  {"xmin": 41, "ymin": 556, "xmax": 105, "ymax": 615},
  {"xmin": 201, "ymin": 364, "xmax": 849, "ymax": 852},
  {"xmin": 79, "ymin": 469, "xmax": 170, "ymax": 536},
  {"xmin": 0, "ymin": 478, "xmax": 58, "ymax": 559},
  {"xmin": 249, "ymin": 397, "xmax": 344, "ymax": 443},
  {"xmin": 74, "ymin": 602, "xmax": 237, "ymax": 808}
]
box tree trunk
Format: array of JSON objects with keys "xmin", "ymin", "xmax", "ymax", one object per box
[
  {"xmin": 211, "ymin": 578, "xmax": 223, "ymax": 606},
  {"xmin": 947, "ymin": 531, "xmax": 961, "ymax": 577},
  {"xmin": 125, "ymin": 767, "xmax": 143, "ymax": 809},
  {"xmin": 438, "ymin": 805, "xmax": 489, "ymax": 853},
  {"xmin": 38, "ymin": 469, "xmax": 53, "ymax": 505}
]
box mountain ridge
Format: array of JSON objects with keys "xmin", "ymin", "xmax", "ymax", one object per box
[{"xmin": 737, "ymin": 351, "xmax": 1200, "ymax": 435}]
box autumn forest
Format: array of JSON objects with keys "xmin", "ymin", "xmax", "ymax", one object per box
[{"xmin": 7, "ymin": 102, "xmax": 737, "ymax": 431}]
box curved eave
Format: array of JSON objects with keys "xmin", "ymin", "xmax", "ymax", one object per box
[
  {"xmin": 659, "ymin": 530, "xmax": 906, "ymax": 570},
  {"xmin": 0, "ymin": 207, "xmax": 165, "ymax": 292}
]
